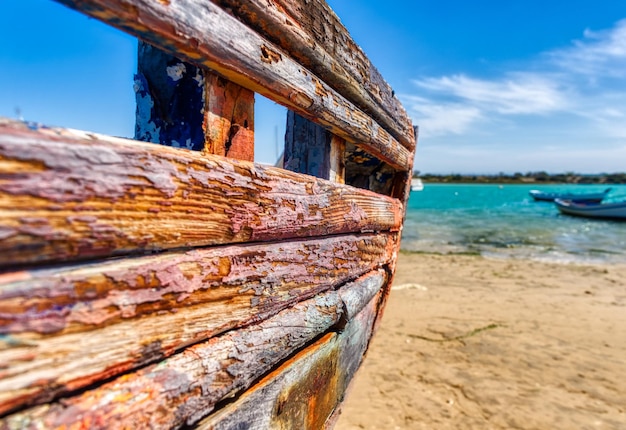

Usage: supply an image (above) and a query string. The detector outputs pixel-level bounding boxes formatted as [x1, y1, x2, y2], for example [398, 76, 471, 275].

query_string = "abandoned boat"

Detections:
[0, 0, 417, 428]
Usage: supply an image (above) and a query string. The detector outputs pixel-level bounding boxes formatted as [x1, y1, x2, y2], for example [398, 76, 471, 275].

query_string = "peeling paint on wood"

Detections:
[135, 41, 206, 150]
[210, 0, 415, 151]
[284, 111, 332, 179]
[283, 112, 346, 185]
[2, 0, 418, 427]
[54, 0, 414, 170]
[135, 43, 255, 161]
[195, 289, 382, 429]
[0, 234, 395, 335]
[0, 234, 396, 416]
[203, 72, 255, 161]
[1, 271, 386, 428]
[0, 119, 402, 266]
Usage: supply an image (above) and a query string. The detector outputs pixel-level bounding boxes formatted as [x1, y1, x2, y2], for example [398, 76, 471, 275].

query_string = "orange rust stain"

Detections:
[73, 276, 112, 299]
[271, 337, 341, 429]
[260, 45, 283, 64]
[312, 78, 329, 99]
[0, 157, 47, 173]
[217, 257, 232, 277]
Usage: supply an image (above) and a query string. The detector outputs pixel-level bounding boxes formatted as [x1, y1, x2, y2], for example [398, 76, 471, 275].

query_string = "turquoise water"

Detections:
[402, 184, 626, 263]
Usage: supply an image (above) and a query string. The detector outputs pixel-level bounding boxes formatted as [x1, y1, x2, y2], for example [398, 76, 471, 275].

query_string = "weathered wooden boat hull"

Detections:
[0, 0, 417, 428]
[555, 199, 626, 220]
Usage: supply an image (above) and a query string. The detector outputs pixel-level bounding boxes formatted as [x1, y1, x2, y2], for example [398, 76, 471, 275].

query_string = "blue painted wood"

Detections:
[134, 41, 205, 151]
[283, 111, 331, 179]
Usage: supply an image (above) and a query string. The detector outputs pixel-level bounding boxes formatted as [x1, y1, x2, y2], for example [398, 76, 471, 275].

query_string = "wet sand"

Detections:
[336, 253, 626, 429]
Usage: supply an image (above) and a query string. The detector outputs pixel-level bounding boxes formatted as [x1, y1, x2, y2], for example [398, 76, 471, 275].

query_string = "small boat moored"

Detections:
[529, 187, 611, 202]
[554, 198, 626, 220]
[411, 178, 424, 192]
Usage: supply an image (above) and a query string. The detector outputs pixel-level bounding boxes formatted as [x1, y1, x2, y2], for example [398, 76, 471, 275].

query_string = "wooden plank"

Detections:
[0, 234, 395, 336]
[0, 233, 396, 416]
[54, 0, 413, 171]
[195, 288, 382, 429]
[283, 111, 331, 179]
[329, 135, 346, 184]
[134, 41, 206, 151]
[210, 0, 415, 151]
[0, 119, 403, 266]
[282, 113, 344, 185]
[135, 42, 254, 160]
[1, 271, 386, 428]
[203, 72, 255, 161]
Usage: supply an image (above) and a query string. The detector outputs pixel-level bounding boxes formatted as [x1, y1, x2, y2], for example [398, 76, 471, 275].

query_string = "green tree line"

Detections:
[414, 171, 626, 184]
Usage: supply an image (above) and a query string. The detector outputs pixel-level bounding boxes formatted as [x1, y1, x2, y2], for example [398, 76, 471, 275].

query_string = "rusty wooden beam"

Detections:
[210, 0, 415, 151]
[1, 271, 386, 427]
[54, 0, 413, 171]
[195, 288, 382, 429]
[203, 72, 255, 161]
[329, 135, 346, 184]
[0, 233, 397, 415]
[0, 119, 403, 267]
[135, 42, 255, 160]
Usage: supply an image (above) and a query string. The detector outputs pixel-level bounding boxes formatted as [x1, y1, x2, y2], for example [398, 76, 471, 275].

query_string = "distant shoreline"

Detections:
[416, 172, 626, 184]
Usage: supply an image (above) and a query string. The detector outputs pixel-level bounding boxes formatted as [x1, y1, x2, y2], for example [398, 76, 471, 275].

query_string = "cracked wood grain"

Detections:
[0, 119, 403, 267]
[0, 233, 396, 416]
[54, 0, 413, 171]
[1, 271, 386, 428]
[203, 72, 255, 161]
[210, 0, 415, 151]
[196, 287, 382, 429]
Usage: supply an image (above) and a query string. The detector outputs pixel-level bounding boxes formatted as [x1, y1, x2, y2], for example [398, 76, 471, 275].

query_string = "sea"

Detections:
[402, 184, 626, 264]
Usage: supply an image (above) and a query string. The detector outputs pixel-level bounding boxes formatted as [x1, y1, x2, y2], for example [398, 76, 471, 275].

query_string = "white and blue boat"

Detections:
[411, 178, 424, 192]
[554, 198, 626, 220]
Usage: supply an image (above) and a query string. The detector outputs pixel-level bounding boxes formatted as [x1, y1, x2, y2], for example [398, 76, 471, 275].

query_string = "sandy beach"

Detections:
[335, 253, 626, 430]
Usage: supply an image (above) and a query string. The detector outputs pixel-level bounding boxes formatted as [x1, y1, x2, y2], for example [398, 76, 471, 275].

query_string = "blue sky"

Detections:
[2, 1, 626, 174]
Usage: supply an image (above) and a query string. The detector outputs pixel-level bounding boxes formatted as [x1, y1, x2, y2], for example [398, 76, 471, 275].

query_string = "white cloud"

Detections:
[549, 19, 626, 77]
[405, 18, 626, 171]
[401, 94, 483, 137]
[412, 73, 568, 115]
[566, 90, 626, 137]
